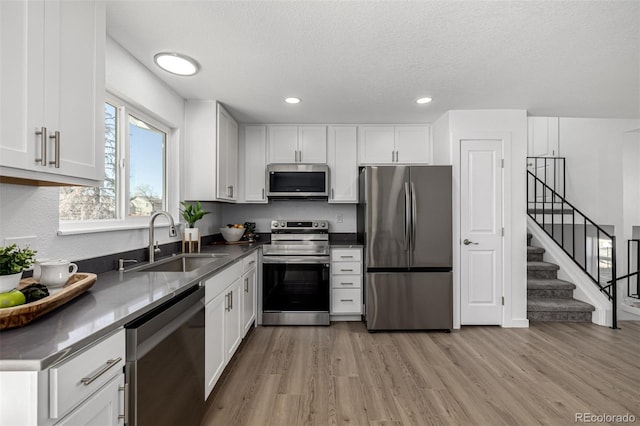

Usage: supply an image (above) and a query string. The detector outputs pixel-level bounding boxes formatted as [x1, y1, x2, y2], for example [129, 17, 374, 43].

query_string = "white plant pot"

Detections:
[0, 272, 23, 293]
[184, 227, 199, 241]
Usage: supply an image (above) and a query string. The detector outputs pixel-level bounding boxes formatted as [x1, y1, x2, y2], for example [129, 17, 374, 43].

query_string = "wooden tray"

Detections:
[0, 273, 97, 330]
[210, 240, 256, 245]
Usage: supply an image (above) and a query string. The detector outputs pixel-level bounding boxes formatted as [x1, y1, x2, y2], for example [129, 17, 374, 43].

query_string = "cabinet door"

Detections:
[268, 126, 298, 163]
[51, 0, 105, 181]
[242, 267, 256, 335]
[298, 126, 327, 164]
[0, 0, 43, 171]
[243, 125, 267, 202]
[358, 126, 395, 164]
[224, 278, 242, 362]
[55, 375, 124, 426]
[217, 106, 231, 200]
[395, 126, 430, 164]
[327, 126, 357, 203]
[226, 113, 238, 201]
[205, 291, 226, 399]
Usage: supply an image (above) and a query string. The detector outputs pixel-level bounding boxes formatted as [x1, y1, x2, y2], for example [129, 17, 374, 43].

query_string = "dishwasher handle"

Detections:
[127, 287, 204, 360]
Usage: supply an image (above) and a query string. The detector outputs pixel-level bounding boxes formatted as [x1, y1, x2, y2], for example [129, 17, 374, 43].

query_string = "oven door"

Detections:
[262, 256, 330, 325]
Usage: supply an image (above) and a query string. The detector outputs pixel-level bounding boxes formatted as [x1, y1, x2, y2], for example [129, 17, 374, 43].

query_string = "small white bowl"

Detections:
[220, 227, 244, 242]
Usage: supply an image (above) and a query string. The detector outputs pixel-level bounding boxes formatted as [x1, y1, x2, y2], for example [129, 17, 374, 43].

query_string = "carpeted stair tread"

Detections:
[527, 298, 595, 312]
[527, 246, 545, 254]
[527, 278, 576, 290]
[527, 261, 559, 271]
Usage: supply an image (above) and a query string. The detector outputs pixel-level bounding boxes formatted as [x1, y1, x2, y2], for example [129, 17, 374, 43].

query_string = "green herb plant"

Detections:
[0, 244, 36, 275]
[180, 201, 210, 228]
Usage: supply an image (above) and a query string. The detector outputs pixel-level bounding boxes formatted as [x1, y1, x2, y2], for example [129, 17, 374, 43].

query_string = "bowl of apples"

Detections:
[220, 224, 245, 242]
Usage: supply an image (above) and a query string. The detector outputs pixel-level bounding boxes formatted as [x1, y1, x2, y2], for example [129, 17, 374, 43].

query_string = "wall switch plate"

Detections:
[336, 214, 344, 223]
[4, 236, 38, 251]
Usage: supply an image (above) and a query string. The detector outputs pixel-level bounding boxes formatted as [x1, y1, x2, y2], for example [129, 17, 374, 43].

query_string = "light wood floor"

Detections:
[201, 321, 640, 426]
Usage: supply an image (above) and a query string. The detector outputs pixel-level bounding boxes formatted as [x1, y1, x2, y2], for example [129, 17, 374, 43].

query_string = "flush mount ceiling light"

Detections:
[154, 52, 200, 76]
[285, 97, 301, 104]
[416, 97, 433, 104]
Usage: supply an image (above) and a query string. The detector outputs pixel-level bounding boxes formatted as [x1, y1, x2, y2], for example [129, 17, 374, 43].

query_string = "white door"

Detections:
[460, 139, 503, 325]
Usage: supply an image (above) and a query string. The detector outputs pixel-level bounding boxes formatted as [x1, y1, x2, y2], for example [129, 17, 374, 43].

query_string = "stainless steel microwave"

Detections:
[266, 164, 329, 199]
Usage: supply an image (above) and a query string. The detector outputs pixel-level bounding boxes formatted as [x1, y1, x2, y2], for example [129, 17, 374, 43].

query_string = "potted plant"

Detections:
[180, 201, 209, 241]
[0, 244, 36, 292]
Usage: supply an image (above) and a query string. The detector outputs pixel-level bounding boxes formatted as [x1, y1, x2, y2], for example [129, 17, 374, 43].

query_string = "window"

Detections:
[60, 97, 169, 226]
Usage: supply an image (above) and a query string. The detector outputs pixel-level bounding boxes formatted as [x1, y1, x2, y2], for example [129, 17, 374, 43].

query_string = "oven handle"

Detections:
[263, 255, 330, 264]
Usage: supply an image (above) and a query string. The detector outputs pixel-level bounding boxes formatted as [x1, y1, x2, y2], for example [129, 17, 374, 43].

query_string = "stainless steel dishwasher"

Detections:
[125, 285, 205, 426]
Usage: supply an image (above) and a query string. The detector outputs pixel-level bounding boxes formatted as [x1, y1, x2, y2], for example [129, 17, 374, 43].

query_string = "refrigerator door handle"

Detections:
[410, 181, 417, 251]
[404, 182, 411, 250]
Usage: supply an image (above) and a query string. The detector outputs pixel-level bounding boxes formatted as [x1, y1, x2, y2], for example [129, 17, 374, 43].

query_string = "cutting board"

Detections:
[0, 273, 97, 330]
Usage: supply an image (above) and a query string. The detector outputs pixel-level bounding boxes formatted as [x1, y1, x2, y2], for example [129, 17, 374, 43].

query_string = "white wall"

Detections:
[447, 110, 529, 328]
[432, 111, 451, 164]
[220, 202, 356, 233]
[0, 37, 214, 261]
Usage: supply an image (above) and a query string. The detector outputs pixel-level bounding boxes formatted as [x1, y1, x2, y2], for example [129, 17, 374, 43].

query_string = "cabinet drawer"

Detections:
[332, 275, 361, 289]
[332, 262, 361, 275]
[331, 289, 362, 314]
[242, 251, 258, 273]
[49, 329, 125, 419]
[205, 260, 243, 304]
[331, 249, 361, 262]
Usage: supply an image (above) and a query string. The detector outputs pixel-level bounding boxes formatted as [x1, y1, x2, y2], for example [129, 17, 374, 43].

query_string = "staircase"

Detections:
[527, 232, 595, 322]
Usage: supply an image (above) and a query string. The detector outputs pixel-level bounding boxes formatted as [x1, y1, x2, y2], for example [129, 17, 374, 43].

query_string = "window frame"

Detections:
[58, 94, 176, 235]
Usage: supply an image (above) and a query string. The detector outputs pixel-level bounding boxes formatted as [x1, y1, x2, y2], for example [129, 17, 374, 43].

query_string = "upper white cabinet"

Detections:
[240, 125, 268, 203]
[184, 101, 238, 202]
[358, 125, 431, 164]
[327, 126, 358, 203]
[0, 0, 105, 186]
[268, 125, 327, 164]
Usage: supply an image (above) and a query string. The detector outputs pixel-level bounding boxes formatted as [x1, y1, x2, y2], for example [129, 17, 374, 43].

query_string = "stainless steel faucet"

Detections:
[149, 211, 177, 263]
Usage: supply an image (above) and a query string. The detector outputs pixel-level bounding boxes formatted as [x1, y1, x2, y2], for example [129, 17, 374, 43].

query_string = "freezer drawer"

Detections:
[365, 272, 452, 330]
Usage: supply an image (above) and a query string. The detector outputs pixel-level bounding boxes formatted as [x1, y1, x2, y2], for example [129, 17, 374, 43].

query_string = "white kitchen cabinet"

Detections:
[268, 125, 327, 164]
[0, 329, 125, 426]
[358, 125, 431, 165]
[184, 101, 238, 202]
[204, 259, 244, 399]
[240, 125, 268, 203]
[217, 105, 239, 201]
[241, 252, 258, 334]
[327, 126, 358, 203]
[55, 375, 124, 426]
[330, 248, 363, 320]
[0, 0, 105, 186]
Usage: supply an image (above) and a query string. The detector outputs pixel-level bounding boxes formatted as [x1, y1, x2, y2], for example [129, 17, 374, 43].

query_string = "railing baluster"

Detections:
[597, 228, 600, 285]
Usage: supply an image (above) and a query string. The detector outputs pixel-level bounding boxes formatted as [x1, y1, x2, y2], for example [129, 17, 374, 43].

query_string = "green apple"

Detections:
[0, 290, 26, 308]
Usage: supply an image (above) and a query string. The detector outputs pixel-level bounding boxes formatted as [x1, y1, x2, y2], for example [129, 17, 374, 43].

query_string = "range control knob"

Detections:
[279, 221, 285, 227]
[320, 222, 326, 228]
[273, 222, 279, 227]
[313, 222, 318, 227]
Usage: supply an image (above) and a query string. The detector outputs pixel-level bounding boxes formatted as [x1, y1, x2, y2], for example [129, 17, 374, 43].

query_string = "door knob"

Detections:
[463, 239, 478, 245]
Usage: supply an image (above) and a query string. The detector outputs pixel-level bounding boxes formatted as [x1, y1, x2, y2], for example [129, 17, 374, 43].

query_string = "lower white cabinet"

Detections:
[330, 248, 363, 320]
[0, 329, 125, 426]
[241, 252, 258, 334]
[223, 278, 242, 362]
[55, 375, 124, 426]
[204, 289, 226, 399]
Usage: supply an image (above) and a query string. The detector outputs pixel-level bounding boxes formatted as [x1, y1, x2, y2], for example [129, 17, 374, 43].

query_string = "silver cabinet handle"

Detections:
[396, 150, 399, 162]
[340, 255, 354, 259]
[463, 239, 478, 245]
[249, 260, 256, 266]
[35, 127, 47, 166]
[118, 383, 128, 423]
[262, 188, 265, 199]
[340, 282, 354, 286]
[49, 131, 60, 167]
[244, 277, 249, 292]
[80, 357, 122, 386]
[230, 185, 234, 198]
[225, 293, 230, 311]
[340, 299, 354, 302]
[331, 188, 335, 199]
[391, 150, 394, 162]
[340, 268, 354, 272]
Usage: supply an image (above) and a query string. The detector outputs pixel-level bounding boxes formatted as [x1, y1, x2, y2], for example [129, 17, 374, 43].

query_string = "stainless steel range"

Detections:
[261, 220, 330, 325]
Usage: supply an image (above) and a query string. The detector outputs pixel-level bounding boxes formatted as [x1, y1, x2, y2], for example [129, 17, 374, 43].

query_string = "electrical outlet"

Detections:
[4, 236, 38, 251]
[336, 214, 343, 223]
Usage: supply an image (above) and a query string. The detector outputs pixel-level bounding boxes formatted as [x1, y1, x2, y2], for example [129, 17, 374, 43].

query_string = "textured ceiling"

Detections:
[106, 1, 640, 124]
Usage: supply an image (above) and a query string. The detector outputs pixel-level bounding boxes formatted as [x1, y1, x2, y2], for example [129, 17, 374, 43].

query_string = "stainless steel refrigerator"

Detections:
[357, 166, 453, 331]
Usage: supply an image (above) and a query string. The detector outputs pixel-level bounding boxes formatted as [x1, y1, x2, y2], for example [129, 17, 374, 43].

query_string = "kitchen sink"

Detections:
[127, 253, 229, 273]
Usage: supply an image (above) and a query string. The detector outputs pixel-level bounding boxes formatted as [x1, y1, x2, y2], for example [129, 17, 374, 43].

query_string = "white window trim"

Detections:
[58, 93, 180, 235]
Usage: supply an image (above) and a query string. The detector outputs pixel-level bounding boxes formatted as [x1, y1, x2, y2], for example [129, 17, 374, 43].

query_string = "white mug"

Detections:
[39, 260, 78, 288]
[33, 258, 61, 281]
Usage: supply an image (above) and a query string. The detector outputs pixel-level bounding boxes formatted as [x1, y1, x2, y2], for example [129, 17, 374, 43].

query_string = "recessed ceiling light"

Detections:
[416, 97, 433, 104]
[285, 97, 301, 104]
[154, 52, 200, 76]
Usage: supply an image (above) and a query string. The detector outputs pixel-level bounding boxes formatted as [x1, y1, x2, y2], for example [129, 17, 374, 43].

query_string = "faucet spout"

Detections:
[149, 211, 177, 263]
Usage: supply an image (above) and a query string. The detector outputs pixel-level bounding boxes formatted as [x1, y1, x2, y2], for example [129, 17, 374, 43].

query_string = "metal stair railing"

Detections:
[627, 239, 639, 299]
[526, 158, 618, 328]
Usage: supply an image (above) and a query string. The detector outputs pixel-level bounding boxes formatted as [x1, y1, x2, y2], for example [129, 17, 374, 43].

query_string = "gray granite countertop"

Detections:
[0, 243, 262, 371]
